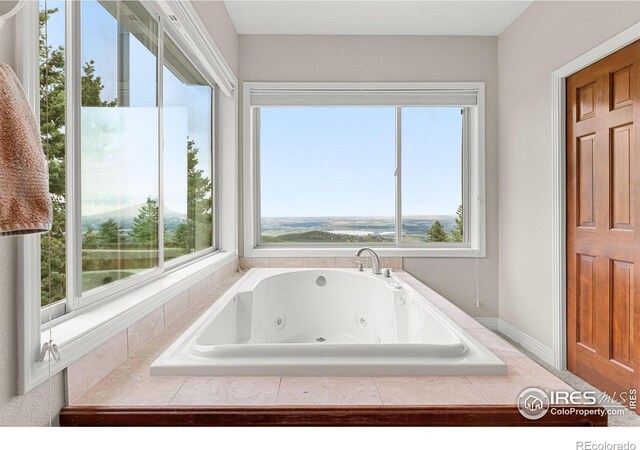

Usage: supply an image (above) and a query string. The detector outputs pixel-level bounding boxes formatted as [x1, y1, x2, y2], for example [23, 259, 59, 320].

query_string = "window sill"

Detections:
[246, 247, 485, 258]
[27, 251, 236, 392]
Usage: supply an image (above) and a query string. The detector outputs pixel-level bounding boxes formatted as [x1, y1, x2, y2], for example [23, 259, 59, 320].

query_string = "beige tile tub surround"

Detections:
[127, 308, 165, 356]
[466, 328, 524, 358]
[163, 290, 190, 327]
[66, 259, 241, 403]
[277, 377, 382, 405]
[239, 256, 403, 270]
[171, 377, 280, 406]
[67, 330, 128, 403]
[439, 306, 487, 329]
[466, 357, 573, 405]
[268, 257, 304, 268]
[72, 270, 576, 409]
[188, 277, 211, 307]
[74, 357, 187, 406]
[238, 257, 269, 269]
[375, 376, 487, 405]
[302, 257, 336, 268]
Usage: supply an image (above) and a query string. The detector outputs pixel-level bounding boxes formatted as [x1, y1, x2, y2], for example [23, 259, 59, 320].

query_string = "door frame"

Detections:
[552, 21, 640, 371]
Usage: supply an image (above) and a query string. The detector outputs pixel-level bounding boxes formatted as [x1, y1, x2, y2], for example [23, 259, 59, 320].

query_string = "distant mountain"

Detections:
[262, 230, 393, 243]
[82, 203, 187, 231]
[260, 215, 457, 239]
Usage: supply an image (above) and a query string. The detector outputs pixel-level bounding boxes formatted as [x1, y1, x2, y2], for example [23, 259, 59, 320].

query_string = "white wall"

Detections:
[239, 35, 499, 317]
[0, 15, 65, 426]
[191, 0, 240, 75]
[498, 1, 640, 348]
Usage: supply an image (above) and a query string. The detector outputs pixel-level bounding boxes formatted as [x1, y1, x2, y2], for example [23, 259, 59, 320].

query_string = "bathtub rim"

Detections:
[151, 268, 507, 377]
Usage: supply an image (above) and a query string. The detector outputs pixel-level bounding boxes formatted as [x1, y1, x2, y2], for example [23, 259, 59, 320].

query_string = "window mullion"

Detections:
[395, 106, 402, 247]
[254, 108, 262, 246]
[212, 86, 219, 250]
[157, 18, 165, 270]
[66, 0, 82, 311]
[462, 108, 470, 246]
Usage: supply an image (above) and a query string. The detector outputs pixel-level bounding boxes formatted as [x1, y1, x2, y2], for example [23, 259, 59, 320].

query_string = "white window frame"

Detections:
[242, 82, 486, 258]
[71, 2, 220, 311]
[17, 0, 239, 393]
[31, 0, 224, 315]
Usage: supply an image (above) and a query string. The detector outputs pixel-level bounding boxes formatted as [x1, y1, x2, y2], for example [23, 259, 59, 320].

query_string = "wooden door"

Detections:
[567, 41, 640, 409]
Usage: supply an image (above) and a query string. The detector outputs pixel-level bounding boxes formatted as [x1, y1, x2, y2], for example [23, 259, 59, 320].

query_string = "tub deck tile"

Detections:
[465, 357, 574, 405]
[74, 357, 186, 406]
[69, 270, 585, 417]
[440, 306, 487, 329]
[277, 377, 382, 405]
[171, 377, 281, 406]
[131, 328, 184, 359]
[465, 327, 525, 358]
[375, 376, 488, 405]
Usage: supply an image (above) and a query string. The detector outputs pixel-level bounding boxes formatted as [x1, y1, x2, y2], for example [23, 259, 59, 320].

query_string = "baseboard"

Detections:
[497, 319, 555, 366]
[475, 317, 499, 331]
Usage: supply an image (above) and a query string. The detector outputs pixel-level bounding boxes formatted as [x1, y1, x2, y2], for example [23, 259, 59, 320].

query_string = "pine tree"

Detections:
[426, 220, 449, 242]
[172, 222, 187, 248]
[81, 61, 117, 107]
[130, 197, 160, 246]
[182, 140, 213, 252]
[98, 219, 122, 246]
[39, 7, 117, 305]
[83, 225, 99, 248]
[449, 204, 464, 242]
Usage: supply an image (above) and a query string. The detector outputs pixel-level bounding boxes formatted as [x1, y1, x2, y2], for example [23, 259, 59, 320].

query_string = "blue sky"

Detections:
[260, 106, 462, 217]
[43, 1, 462, 219]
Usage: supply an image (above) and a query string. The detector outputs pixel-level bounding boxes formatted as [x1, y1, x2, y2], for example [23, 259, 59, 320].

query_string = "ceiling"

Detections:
[223, 1, 533, 36]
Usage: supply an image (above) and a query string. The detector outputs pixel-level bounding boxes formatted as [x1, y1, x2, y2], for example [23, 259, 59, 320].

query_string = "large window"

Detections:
[163, 35, 214, 263]
[38, 0, 217, 312]
[80, 0, 159, 293]
[401, 107, 464, 244]
[245, 83, 484, 256]
[260, 107, 396, 244]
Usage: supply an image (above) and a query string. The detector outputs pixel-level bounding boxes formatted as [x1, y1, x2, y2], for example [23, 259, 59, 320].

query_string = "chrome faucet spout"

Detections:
[355, 247, 382, 275]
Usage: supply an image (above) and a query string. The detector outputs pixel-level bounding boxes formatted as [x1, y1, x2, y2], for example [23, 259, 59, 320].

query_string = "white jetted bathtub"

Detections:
[151, 268, 507, 376]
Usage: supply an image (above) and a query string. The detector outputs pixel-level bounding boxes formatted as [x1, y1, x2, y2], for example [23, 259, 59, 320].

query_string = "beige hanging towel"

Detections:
[0, 63, 52, 236]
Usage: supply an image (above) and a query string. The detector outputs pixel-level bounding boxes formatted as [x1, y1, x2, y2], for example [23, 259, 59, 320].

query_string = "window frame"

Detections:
[34, 0, 221, 314]
[243, 82, 486, 258]
[18, 0, 238, 394]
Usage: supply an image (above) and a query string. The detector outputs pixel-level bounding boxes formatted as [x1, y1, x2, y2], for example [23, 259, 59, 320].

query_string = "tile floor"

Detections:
[72, 269, 637, 426]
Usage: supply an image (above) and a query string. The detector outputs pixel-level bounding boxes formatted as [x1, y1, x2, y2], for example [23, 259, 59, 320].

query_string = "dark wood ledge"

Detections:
[60, 404, 608, 427]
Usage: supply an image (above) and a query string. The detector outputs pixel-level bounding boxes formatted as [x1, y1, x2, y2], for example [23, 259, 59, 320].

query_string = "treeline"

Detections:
[262, 230, 394, 243]
[83, 198, 166, 249]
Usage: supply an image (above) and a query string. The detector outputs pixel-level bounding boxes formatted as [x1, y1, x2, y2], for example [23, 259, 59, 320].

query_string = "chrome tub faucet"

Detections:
[355, 247, 382, 274]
